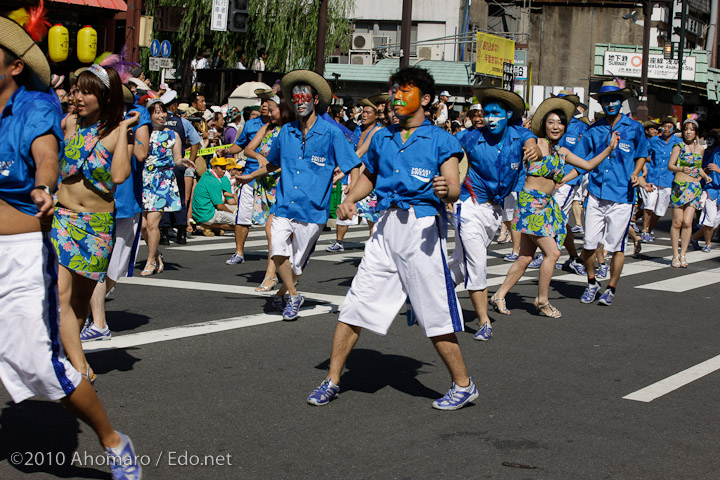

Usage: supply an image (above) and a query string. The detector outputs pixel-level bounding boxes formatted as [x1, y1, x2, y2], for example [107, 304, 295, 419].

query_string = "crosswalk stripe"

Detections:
[635, 266, 720, 292]
[84, 305, 335, 353]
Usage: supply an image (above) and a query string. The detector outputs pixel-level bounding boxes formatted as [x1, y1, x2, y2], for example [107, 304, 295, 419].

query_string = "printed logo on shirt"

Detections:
[511, 162, 520, 170]
[311, 155, 326, 167]
[619, 142, 632, 153]
[0, 160, 12, 176]
[566, 136, 577, 145]
[410, 167, 432, 183]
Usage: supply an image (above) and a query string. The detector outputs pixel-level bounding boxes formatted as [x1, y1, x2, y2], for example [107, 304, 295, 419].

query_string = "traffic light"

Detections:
[228, 0, 249, 33]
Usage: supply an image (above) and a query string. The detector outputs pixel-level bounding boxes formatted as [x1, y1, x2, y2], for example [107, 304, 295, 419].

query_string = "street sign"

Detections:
[160, 40, 171, 58]
[502, 62, 515, 91]
[150, 39, 160, 57]
[514, 65, 528, 81]
[149, 56, 174, 71]
[211, 0, 229, 32]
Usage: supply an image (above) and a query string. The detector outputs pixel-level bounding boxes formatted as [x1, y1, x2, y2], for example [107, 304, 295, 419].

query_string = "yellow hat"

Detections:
[211, 157, 231, 167]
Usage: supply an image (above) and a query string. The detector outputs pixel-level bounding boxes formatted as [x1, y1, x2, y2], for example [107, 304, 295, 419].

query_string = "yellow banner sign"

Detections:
[475, 33, 515, 77]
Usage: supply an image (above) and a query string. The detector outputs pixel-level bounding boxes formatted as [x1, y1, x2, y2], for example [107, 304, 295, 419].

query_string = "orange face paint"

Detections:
[392, 84, 422, 117]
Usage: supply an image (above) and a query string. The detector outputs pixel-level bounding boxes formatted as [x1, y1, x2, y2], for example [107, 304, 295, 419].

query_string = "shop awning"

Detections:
[49, 0, 127, 11]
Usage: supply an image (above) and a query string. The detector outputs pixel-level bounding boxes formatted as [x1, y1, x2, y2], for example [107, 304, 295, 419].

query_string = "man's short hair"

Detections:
[390, 67, 436, 111]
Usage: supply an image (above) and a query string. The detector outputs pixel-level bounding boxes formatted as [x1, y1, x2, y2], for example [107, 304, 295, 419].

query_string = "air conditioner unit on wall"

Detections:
[417, 45, 443, 61]
[350, 53, 373, 65]
[351, 33, 373, 51]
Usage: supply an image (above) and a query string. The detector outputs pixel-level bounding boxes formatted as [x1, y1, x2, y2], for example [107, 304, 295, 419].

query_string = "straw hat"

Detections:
[590, 80, 633, 100]
[0, 16, 51, 90]
[122, 85, 135, 105]
[531, 97, 577, 137]
[368, 93, 389, 105]
[254, 87, 274, 100]
[579, 117, 591, 126]
[659, 116, 677, 127]
[552, 89, 581, 106]
[358, 98, 378, 110]
[643, 120, 661, 130]
[473, 87, 525, 121]
[280, 69, 332, 105]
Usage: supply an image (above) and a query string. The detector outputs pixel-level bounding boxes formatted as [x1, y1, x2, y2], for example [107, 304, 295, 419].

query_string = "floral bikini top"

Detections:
[60, 122, 113, 194]
[676, 141, 702, 177]
[526, 143, 565, 183]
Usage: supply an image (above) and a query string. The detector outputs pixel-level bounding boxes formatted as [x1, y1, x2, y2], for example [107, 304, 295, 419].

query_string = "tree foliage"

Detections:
[143, 0, 355, 84]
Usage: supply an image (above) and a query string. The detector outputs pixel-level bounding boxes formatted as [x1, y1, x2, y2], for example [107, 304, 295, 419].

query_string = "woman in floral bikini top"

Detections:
[51, 65, 139, 384]
[490, 97, 618, 319]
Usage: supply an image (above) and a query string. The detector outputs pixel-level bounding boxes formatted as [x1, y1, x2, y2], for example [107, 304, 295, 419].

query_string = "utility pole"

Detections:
[400, 0, 412, 69]
[315, 0, 328, 75]
[637, 0, 651, 121]
[673, 0, 688, 105]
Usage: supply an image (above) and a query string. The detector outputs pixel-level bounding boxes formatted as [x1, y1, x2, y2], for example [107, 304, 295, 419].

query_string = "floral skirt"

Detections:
[51, 207, 115, 282]
[671, 180, 702, 209]
[511, 188, 566, 249]
[252, 173, 278, 226]
[357, 190, 380, 223]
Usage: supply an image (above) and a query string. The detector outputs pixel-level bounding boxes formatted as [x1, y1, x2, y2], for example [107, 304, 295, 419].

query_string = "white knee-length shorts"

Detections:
[339, 208, 464, 338]
[0, 232, 82, 403]
[448, 197, 503, 290]
[583, 194, 633, 253]
[271, 216, 323, 276]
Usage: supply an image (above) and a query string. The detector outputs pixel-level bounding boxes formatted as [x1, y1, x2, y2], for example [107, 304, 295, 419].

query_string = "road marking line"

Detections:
[623, 354, 720, 402]
[168, 230, 373, 252]
[635, 266, 720, 292]
[84, 305, 335, 353]
[118, 277, 346, 305]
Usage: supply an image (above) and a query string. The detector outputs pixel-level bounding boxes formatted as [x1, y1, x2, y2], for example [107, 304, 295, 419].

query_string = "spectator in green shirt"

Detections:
[192, 157, 235, 236]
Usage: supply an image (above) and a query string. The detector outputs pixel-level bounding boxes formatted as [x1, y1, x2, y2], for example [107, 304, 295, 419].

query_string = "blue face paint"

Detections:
[600, 95, 623, 116]
[482, 102, 510, 136]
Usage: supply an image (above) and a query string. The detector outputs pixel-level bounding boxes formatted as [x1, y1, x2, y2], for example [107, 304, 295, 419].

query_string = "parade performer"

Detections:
[307, 67, 478, 411]
[668, 118, 712, 267]
[575, 81, 649, 306]
[490, 97, 619, 317]
[84, 84, 151, 341]
[448, 87, 540, 341]
[52, 57, 139, 382]
[0, 9, 140, 478]
[641, 117, 682, 242]
[237, 70, 360, 321]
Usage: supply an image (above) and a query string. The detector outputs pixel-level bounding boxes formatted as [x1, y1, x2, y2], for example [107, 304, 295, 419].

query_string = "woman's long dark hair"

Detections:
[540, 109, 569, 139]
[76, 67, 124, 138]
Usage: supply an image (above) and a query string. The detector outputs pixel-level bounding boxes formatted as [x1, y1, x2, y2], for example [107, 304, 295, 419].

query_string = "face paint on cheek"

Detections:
[393, 85, 421, 117]
[601, 96, 622, 115]
[292, 85, 314, 118]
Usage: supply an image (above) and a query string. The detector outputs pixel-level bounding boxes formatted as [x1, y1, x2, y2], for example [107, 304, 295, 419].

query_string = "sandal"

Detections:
[533, 297, 562, 318]
[680, 255, 688, 268]
[82, 365, 97, 385]
[156, 253, 165, 273]
[490, 295, 511, 315]
[633, 238, 642, 258]
[140, 262, 157, 276]
[671, 256, 681, 268]
[255, 277, 278, 292]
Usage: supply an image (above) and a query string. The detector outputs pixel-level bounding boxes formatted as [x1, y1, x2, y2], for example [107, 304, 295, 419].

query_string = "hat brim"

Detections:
[590, 88, 633, 100]
[358, 98, 378, 110]
[531, 97, 577, 138]
[643, 121, 661, 129]
[122, 85, 135, 105]
[368, 93, 389, 105]
[280, 69, 332, 105]
[0, 17, 51, 90]
[552, 93, 580, 106]
[473, 87, 525, 121]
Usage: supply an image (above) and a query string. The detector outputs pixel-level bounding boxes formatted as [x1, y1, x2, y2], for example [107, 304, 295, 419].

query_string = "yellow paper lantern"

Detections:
[48, 24, 69, 62]
[77, 25, 97, 64]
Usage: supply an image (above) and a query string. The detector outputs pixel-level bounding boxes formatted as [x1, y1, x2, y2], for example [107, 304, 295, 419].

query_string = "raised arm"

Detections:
[561, 131, 619, 171]
[109, 111, 140, 185]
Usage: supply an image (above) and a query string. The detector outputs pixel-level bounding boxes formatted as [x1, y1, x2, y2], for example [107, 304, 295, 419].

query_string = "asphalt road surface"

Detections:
[2, 217, 719, 480]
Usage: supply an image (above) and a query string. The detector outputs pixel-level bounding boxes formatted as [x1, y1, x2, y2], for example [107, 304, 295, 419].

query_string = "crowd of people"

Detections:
[2, 5, 720, 479]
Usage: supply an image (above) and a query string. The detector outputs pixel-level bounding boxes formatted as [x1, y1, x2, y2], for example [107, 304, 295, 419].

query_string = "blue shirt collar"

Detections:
[288, 114, 328, 139]
[1, 86, 26, 118]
